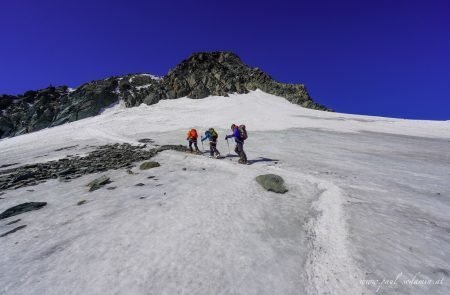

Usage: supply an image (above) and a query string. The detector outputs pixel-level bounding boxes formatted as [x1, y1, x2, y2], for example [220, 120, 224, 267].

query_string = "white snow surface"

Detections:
[0, 90, 449, 294]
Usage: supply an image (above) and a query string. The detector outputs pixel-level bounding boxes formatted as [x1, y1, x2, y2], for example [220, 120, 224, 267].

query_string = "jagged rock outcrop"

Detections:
[0, 51, 329, 139]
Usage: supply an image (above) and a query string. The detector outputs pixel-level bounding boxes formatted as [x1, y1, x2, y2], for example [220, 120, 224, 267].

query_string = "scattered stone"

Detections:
[436, 193, 441, 195]
[139, 161, 160, 170]
[0, 202, 47, 220]
[77, 200, 87, 206]
[106, 186, 117, 190]
[0, 225, 27, 238]
[126, 169, 134, 174]
[135, 183, 145, 186]
[27, 189, 35, 192]
[139, 197, 146, 199]
[202, 168, 206, 170]
[182, 168, 187, 171]
[255, 174, 288, 194]
[0, 144, 186, 191]
[6, 219, 21, 225]
[87, 175, 111, 192]
[57, 167, 74, 176]
[0, 192, 4, 196]
[147, 176, 155, 179]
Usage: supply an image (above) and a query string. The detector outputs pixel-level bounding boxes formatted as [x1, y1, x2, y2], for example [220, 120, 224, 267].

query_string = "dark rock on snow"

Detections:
[137, 138, 154, 143]
[0, 144, 187, 191]
[0, 225, 27, 238]
[139, 161, 160, 170]
[77, 200, 87, 206]
[6, 219, 21, 225]
[0, 202, 47, 220]
[255, 174, 288, 194]
[87, 176, 111, 192]
[0, 52, 329, 139]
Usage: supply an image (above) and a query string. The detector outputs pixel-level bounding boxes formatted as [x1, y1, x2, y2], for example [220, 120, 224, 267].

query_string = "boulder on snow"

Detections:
[0, 202, 47, 220]
[255, 174, 288, 194]
[139, 161, 160, 170]
[87, 175, 111, 192]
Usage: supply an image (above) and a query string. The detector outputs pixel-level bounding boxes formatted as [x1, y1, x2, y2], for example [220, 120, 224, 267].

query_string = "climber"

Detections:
[186, 128, 201, 153]
[225, 124, 248, 164]
[201, 128, 221, 158]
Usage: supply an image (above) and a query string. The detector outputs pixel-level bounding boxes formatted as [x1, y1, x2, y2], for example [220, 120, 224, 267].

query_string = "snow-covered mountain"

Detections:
[0, 52, 328, 139]
[1, 88, 449, 295]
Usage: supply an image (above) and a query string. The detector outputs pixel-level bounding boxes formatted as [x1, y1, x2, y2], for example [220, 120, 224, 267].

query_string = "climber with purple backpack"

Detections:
[225, 124, 248, 164]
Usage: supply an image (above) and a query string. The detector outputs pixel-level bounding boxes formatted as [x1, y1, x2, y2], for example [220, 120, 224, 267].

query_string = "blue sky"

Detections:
[1, 0, 449, 119]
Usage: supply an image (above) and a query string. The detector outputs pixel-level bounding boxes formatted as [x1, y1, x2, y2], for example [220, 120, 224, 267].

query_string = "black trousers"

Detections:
[235, 141, 247, 162]
[188, 139, 199, 152]
[209, 141, 220, 156]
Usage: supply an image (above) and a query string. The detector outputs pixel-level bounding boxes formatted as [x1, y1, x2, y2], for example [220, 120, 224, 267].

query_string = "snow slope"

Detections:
[1, 90, 449, 294]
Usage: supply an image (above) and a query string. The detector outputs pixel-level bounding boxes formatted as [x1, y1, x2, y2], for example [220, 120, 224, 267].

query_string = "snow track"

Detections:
[304, 181, 366, 295]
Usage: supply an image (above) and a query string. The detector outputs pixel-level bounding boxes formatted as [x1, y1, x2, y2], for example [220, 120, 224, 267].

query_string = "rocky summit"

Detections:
[0, 51, 329, 139]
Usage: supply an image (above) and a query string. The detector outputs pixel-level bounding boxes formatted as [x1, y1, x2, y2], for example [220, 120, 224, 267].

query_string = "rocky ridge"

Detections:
[0, 52, 329, 139]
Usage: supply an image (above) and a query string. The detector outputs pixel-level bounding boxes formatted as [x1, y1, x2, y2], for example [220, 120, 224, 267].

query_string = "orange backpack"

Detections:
[187, 129, 198, 139]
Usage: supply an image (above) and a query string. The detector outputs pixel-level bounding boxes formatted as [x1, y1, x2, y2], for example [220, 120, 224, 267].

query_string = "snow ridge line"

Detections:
[304, 181, 366, 295]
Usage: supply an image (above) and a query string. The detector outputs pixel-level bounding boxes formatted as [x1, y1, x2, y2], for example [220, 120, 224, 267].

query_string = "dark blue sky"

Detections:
[1, 0, 449, 120]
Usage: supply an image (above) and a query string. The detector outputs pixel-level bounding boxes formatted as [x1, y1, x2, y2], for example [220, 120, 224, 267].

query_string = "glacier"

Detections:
[0, 90, 449, 294]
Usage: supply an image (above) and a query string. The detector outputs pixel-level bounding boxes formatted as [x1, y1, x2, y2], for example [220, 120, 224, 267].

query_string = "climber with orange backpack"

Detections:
[186, 128, 201, 153]
[225, 124, 248, 164]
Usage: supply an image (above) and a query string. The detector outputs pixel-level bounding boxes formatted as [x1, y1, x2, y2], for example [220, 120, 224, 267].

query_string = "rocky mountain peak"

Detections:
[0, 52, 329, 139]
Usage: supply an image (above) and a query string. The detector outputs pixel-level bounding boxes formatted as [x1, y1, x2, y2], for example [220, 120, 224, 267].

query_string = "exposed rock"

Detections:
[1, 52, 329, 139]
[135, 183, 145, 186]
[77, 200, 87, 206]
[0, 144, 187, 191]
[139, 161, 160, 170]
[0, 225, 27, 238]
[87, 175, 111, 192]
[0, 202, 47, 220]
[0, 163, 19, 169]
[107, 186, 117, 190]
[137, 138, 154, 143]
[6, 219, 21, 225]
[255, 174, 288, 194]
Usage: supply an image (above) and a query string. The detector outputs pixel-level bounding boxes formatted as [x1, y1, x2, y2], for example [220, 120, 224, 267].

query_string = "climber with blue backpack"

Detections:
[225, 124, 248, 164]
[201, 128, 221, 158]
